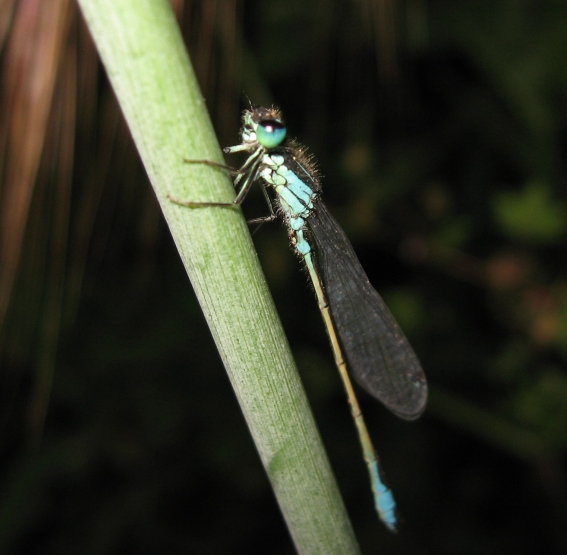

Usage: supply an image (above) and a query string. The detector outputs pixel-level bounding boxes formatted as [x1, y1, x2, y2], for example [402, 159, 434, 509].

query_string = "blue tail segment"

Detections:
[370, 461, 398, 532]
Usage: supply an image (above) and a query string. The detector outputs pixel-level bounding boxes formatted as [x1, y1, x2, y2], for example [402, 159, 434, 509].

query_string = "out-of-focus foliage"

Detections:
[1, 0, 567, 554]
[493, 179, 567, 242]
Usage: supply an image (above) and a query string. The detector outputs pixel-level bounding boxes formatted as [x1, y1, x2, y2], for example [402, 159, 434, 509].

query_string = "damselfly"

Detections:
[171, 107, 428, 531]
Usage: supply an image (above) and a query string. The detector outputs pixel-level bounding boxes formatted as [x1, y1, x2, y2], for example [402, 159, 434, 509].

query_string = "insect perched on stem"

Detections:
[170, 106, 428, 531]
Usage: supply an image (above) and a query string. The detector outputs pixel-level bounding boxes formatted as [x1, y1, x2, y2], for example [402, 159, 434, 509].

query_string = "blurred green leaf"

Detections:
[512, 368, 567, 447]
[492, 179, 567, 242]
[384, 288, 425, 334]
[435, 217, 473, 249]
[555, 291, 567, 355]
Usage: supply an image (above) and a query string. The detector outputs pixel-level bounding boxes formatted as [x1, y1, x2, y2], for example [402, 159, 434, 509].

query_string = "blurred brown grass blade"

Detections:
[181, 0, 241, 144]
[362, 0, 399, 82]
[25, 9, 77, 448]
[215, 0, 241, 138]
[372, 0, 398, 82]
[0, 0, 73, 337]
[0, 0, 243, 448]
[0, 1, 17, 53]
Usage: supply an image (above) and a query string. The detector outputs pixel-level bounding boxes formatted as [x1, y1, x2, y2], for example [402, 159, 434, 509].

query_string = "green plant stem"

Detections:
[76, 0, 361, 553]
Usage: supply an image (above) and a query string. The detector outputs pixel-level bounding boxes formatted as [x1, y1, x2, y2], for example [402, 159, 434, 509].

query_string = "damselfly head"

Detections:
[240, 107, 287, 150]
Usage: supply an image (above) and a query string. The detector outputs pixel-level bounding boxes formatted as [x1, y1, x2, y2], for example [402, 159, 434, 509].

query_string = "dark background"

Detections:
[1, 0, 567, 553]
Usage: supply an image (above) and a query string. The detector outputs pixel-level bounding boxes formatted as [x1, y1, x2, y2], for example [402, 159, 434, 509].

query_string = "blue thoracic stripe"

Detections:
[261, 154, 317, 220]
[262, 157, 316, 257]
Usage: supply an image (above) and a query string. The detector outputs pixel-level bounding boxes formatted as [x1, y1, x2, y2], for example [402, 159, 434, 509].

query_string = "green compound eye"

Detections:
[256, 119, 286, 148]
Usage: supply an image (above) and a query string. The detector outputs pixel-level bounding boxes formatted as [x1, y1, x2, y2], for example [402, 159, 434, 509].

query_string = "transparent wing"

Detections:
[308, 201, 427, 420]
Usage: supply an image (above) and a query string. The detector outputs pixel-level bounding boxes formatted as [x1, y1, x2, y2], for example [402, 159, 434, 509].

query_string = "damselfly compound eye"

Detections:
[256, 119, 286, 149]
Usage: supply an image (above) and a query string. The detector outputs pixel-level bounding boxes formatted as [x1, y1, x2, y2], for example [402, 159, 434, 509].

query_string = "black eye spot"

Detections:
[259, 119, 285, 133]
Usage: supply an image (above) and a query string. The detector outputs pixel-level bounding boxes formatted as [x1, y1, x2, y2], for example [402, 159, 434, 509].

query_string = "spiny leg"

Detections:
[169, 149, 264, 209]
